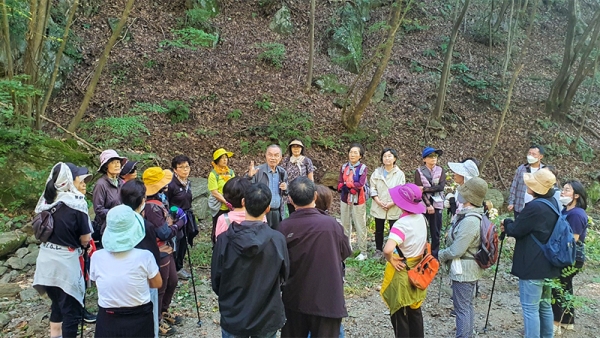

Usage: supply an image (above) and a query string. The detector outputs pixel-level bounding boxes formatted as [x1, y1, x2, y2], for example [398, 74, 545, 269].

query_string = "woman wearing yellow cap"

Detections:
[208, 148, 236, 243]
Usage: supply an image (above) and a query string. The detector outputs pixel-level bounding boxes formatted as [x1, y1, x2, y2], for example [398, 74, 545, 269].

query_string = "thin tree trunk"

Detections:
[576, 57, 598, 141]
[67, 0, 136, 133]
[489, 0, 494, 58]
[305, 0, 315, 92]
[501, 0, 514, 85]
[432, 0, 471, 121]
[38, 0, 79, 130]
[1, 0, 13, 79]
[493, 0, 511, 32]
[342, 0, 411, 131]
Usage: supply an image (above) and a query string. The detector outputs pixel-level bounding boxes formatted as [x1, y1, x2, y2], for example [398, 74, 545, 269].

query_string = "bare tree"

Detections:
[431, 0, 471, 121]
[67, 0, 136, 133]
[306, 0, 315, 92]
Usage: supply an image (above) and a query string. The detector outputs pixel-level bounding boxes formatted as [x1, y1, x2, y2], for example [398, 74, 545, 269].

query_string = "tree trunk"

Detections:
[1, 0, 13, 80]
[342, 0, 410, 131]
[576, 57, 598, 141]
[67, 0, 136, 133]
[305, 0, 315, 92]
[493, 0, 511, 32]
[432, 0, 470, 122]
[501, 0, 514, 85]
[37, 0, 79, 129]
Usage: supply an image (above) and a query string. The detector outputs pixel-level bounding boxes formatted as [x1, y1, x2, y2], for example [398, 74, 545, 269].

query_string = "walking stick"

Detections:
[81, 245, 90, 338]
[184, 229, 202, 327]
[483, 232, 506, 333]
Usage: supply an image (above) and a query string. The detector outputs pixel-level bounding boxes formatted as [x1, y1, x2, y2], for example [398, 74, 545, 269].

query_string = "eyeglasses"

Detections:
[427, 154, 438, 158]
[177, 166, 191, 170]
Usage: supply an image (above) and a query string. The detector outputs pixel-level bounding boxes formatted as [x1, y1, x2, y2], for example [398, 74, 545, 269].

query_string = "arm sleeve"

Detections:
[438, 220, 478, 263]
[505, 205, 537, 238]
[370, 171, 378, 197]
[145, 251, 160, 279]
[338, 165, 345, 186]
[77, 211, 92, 237]
[508, 166, 521, 205]
[568, 212, 588, 236]
[414, 169, 432, 207]
[280, 238, 290, 282]
[92, 183, 109, 221]
[399, 170, 406, 185]
[207, 172, 219, 191]
[339, 227, 353, 260]
[145, 205, 177, 240]
[306, 158, 315, 173]
[89, 254, 98, 281]
[388, 223, 406, 246]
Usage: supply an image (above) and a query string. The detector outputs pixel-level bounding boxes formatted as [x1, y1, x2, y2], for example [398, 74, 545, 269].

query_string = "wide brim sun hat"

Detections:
[422, 147, 443, 158]
[389, 183, 426, 214]
[448, 160, 480, 180]
[288, 139, 304, 148]
[213, 148, 234, 161]
[523, 169, 556, 195]
[457, 177, 488, 207]
[98, 149, 127, 172]
[102, 205, 146, 252]
[143, 167, 173, 196]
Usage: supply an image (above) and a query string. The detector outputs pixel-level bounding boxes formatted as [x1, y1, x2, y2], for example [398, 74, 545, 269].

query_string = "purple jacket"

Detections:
[92, 175, 122, 233]
[278, 208, 352, 318]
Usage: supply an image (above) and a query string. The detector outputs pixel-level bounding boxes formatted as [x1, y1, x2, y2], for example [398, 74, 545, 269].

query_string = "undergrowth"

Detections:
[257, 43, 286, 69]
[160, 28, 218, 50]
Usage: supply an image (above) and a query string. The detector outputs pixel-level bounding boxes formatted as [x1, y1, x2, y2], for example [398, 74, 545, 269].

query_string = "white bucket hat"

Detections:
[448, 160, 480, 181]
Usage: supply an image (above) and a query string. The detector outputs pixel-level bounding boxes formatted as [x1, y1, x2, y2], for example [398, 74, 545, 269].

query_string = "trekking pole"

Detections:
[81, 245, 90, 338]
[483, 232, 505, 333]
[184, 230, 202, 327]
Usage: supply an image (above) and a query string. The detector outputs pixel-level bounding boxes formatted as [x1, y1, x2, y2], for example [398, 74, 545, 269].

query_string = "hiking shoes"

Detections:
[83, 309, 97, 323]
[177, 269, 191, 280]
[356, 252, 368, 261]
[162, 311, 183, 325]
[159, 319, 177, 336]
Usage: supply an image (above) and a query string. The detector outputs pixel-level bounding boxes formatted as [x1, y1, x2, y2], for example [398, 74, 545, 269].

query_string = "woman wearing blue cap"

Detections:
[414, 147, 446, 258]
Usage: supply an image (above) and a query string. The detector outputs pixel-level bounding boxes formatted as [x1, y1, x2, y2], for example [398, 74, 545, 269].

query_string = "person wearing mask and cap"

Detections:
[500, 169, 561, 338]
[414, 147, 446, 258]
[119, 160, 139, 183]
[143, 167, 187, 336]
[507, 145, 546, 218]
[91, 204, 162, 337]
[281, 138, 315, 214]
[438, 177, 488, 338]
[92, 149, 127, 241]
[33, 162, 93, 338]
[208, 148, 235, 244]
[445, 159, 480, 222]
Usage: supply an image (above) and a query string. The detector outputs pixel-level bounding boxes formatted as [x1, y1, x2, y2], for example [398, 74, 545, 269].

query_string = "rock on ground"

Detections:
[0, 232, 27, 259]
[0, 283, 21, 298]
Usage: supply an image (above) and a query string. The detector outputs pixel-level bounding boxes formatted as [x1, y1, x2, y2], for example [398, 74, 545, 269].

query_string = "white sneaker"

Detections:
[553, 324, 562, 336]
[356, 253, 368, 261]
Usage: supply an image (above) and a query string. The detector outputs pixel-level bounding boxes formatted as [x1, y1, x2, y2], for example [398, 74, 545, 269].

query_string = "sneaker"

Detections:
[162, 311, 183, 326]
[373, 250, 384, 260]
[83, 309, 97, 323]
[356, 253, 368, 261]
[159, 319, 177, 336]
[560, 323, 574, 331]
[177, 269, 191, 280]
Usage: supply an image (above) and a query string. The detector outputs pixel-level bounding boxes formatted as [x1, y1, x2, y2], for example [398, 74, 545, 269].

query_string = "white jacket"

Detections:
[369, 166, 405, 220]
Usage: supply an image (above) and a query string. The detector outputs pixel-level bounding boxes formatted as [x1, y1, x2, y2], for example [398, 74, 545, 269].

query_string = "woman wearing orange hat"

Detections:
[143, 167, 187, 336]
[208, 148, 236, 244]
[281, 138, 315, 214]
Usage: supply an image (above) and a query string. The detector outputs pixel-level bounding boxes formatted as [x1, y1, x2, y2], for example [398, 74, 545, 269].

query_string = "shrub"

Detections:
[257, 43, 286, 69]
[164, 100, 191, 124]
[160, 28, 218, 50]
[255, 95, 272, 111]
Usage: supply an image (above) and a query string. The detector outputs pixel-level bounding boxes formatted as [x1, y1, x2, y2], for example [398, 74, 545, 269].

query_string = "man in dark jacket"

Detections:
[501, 169, 561, 338]
[247, 144, 288, 230]
[211, 183, 289, 338]
[279, 176, 352, 337]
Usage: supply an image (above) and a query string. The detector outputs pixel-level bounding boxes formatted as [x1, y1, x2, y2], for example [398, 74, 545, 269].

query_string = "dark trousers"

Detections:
[390, 306, 424, 338]
[266, 209, 281, 231]
[281, 307, 342, 338]
[95, 302, 153, 337]
[552, 261, 584, 324]
[514, 211, 520, 219]
[211, 210, 228, 244]
[46, 286, 83, 338]
[287, 203, 296, 215]
[374, 217, 394, 251]
[158, 254, 178, 316]
[425, 208, 442, 258]
[175, 235, 187, 271]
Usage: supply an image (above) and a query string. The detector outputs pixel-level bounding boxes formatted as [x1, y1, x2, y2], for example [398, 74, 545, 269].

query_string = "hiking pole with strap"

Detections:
[483, 231, 505, 333]
[81, 245, 90, 338]
[184, 230, 202, 327]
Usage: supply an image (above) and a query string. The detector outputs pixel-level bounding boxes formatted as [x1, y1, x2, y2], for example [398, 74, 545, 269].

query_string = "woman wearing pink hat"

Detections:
[92, 149, 127, 240]
[380, 183, 428, 338]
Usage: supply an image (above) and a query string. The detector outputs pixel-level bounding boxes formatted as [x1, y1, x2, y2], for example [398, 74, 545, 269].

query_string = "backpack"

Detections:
[342, 162, 370, 199]
[530, 198, 576, 268]
[32, 203, 64, 243]
[461, 213, 499, 269]
[397, 242, 439, 290]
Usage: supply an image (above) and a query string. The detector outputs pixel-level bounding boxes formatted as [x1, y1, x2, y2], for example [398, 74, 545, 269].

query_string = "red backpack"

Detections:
[463, 213, 499, 269]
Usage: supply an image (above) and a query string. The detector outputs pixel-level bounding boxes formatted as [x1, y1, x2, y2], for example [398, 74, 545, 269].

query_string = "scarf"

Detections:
[289, 155, 306, 172]
[211, 162, 232, 182]
[35, 162, 92, 231]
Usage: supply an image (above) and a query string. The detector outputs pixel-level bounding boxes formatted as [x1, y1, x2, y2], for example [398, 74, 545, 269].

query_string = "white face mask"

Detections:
[559, 196, 572, 206]
[137, 202, 146, 214]
[527, 155, 538, 164]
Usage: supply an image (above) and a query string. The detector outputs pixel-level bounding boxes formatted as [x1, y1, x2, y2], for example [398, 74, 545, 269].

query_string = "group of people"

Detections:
[30, 140, 589, 338]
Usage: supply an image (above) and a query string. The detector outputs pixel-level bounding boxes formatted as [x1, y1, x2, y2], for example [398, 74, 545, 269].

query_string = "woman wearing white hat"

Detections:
[91, 204, 162, 337]
[33, 162, 93, 338]
[208, 148, 236, 243]
[92, 149, 127, 239]
[281, 138, 315, 214]
[446, 159, 480, 222]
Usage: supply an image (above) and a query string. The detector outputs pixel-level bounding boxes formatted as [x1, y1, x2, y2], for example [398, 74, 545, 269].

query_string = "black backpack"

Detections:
[32, 203, 63, 243]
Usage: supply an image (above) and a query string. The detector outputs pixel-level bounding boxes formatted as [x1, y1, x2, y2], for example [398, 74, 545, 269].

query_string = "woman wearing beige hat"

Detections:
[92, 149, 127, 239]
[500, 169, 561, 338]
[281, 138, 315, 214]
[143, 167, 187, 336]
[208, 148, 236, 243]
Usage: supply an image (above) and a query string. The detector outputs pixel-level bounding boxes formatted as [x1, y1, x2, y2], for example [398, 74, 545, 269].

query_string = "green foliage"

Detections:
[255, 95, 272, 111]
[439, 36, 450, 54]
[0, 75, 42, 126]
[163, 100, 191, 124]
[368, 20, 390, 33]
[242, 108, 313, 154]
[342, 128, 377, 145]
[195, 127, 219, 137]
[584, 225, 600, 262]
[174, 131, 189, 139]
[227, 109, 242, 120]
[461, 74, 488, 89]
[257, 43, 286, 69]
[84, 116, 149, 147]
[422, 48, 437, 58]
[344, 257, 385, 293]
[410, 60, 424, 73]
[451, 62, 470, 74]
[130, 102, 168, 114]
[313, 74, 348, 94]
[402, 18, 429, 33]
[586, 182, 600, 207]
[185, 8, 215, 30]
[469, 17, 504, 47]
[536, 118, 558, 130]
[159, 28, 218, 50]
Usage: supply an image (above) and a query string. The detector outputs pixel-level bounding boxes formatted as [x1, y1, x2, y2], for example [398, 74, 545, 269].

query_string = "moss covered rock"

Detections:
[327, 1, 370, 74]
[269, 5, 294, 35]
[0, 231, 27, 259]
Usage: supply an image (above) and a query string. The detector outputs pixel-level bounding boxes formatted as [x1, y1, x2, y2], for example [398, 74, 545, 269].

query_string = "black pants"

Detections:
[552, 261, 584, 324]
[211, 210, 228, 244]
[266, 209, 281, 231]
[175, 235, 187, 271]
[425, 209, 442, 258]
[390, 306, 424, 338]
[281, 307, 342, 338]
[374, 217, 394, 251]
[95, 302, 153, 337]
[46, 286, 83, 338]
[287, 203, 296, 215]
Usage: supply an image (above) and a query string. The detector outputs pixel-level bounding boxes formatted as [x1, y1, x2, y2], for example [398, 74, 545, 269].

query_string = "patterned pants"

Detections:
[452, 280, 476, 338]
